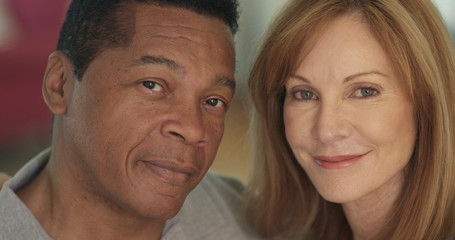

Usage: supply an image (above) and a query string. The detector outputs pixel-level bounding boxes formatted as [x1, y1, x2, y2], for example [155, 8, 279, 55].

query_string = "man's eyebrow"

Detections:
[216, 74, 236, 92]
[134, 55, 235, 91]
[134, 55, 183, 72]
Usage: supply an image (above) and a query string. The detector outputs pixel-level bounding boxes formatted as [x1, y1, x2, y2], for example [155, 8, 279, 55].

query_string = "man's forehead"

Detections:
[129, 3, 235, 52]
[133, 55, 235, 91]
[107, 3, 236, 90]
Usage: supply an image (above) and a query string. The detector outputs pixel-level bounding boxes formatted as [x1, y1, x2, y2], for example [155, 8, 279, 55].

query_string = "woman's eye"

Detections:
[142, 81, 163, 92]
[294, 90, 316, 100]
[354, 87, 377, 97]
[205, 98, 225, 108]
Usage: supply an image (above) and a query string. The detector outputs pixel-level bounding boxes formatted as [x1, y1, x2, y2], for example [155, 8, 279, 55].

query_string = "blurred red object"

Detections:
[0, 0, 70, 146]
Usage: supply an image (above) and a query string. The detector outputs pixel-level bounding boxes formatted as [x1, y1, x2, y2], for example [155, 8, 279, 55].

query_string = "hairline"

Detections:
[59, 0, 238, 81]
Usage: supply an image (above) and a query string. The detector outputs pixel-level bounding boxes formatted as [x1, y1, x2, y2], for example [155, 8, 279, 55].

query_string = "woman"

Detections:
[244, 0, 455, 239]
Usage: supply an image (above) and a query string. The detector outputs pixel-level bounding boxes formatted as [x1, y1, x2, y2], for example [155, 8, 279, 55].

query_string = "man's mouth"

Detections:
[141, 160, 198, 185]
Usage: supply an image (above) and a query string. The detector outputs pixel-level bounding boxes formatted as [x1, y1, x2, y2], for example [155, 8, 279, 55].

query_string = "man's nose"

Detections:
[160, 102, 206, 145]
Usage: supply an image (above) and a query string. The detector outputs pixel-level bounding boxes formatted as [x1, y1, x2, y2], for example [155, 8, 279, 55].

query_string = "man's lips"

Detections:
[141, 160, 198, 185]
[314, 151, 371, 170]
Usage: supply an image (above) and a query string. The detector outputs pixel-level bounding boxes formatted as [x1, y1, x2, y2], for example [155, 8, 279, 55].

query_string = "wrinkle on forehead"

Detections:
[132, 4, 233, 50]
[124, 3, 235, 83]
[136, 25, 233, 51]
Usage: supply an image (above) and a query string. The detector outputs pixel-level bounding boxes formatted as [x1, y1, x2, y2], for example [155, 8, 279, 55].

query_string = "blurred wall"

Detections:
[432, 0, 455, 40]
[0, 0, 70, 175]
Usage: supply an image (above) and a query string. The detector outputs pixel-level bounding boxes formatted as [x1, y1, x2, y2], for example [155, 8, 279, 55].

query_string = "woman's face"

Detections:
[283, 13, 417, 204]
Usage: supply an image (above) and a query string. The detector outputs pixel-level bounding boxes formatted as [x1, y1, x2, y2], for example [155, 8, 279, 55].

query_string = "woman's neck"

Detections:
[342, 171, 404, 240]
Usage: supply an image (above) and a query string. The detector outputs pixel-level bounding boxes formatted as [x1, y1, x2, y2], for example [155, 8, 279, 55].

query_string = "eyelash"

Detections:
[142, 81, 165, 93]
[204, 98, 227, 109]
[351, 86, 380, 98]
[290, 86, 380, 101]
[291, 89, 318, 101]
[142, 80, 228, 110]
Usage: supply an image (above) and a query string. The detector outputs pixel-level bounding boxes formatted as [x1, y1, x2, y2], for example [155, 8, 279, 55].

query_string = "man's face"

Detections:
[61, 4, 235, 220]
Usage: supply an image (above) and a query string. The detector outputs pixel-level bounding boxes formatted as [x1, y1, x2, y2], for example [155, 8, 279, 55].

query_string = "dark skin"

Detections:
[15, 3, 235, 240]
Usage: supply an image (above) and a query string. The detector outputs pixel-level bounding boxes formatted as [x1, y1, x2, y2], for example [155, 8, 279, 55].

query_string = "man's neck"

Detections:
[16, 161, 165, 240]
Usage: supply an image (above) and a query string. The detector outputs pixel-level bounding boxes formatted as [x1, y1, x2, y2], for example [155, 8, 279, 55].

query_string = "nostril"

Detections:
[170, 131, 185, 140]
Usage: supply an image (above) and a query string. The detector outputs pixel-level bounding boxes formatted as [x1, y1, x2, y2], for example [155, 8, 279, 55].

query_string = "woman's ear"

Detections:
[42, 51, 75, 116]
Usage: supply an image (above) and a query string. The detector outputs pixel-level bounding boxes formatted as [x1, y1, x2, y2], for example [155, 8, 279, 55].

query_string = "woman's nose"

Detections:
[312, 102, 352, 146]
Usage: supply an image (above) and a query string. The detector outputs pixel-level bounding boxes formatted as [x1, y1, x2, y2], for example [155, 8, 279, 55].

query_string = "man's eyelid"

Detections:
[203, 97, 230, 113]
[207, 96, 230, 109]
[153, 82, 164, 92]
[141, 78, 169, 92]
[212, 99, 227, 108]
[206, 86, 233, 107]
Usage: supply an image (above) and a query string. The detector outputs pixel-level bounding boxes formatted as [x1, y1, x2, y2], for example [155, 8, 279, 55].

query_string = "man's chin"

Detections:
[123, 170, 200, 219]
[125, 193, 187, 220]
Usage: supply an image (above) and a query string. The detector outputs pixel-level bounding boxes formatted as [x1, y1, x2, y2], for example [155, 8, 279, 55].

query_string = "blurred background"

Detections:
[0, 0, 454, 183]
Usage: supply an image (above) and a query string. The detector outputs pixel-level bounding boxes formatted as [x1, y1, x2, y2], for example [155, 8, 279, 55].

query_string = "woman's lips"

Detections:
[314, 151, 371, 170]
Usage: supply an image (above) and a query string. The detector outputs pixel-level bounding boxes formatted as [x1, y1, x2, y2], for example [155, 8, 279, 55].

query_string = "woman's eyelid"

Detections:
[348, 82, 382, 98]
[350, 80, 382, 90]
[290, 85, 319, 100]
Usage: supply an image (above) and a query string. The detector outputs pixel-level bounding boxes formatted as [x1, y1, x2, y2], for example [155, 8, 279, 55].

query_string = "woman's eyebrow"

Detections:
[344, 71, 388, 83]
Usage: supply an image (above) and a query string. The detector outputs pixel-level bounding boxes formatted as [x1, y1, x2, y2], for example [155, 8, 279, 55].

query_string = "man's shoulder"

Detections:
[0, 149, 52, 240]
[182, 170, 244, 217]
[0, 185, 51, 239]
[162, 171, 261, 239]
[199, 170, 244, 198]
[190, 170, 247, 218]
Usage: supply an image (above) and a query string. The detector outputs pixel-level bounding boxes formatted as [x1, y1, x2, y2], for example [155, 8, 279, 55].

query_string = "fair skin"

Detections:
[16, 3, 235, 240]
[283, 13, 416, 240]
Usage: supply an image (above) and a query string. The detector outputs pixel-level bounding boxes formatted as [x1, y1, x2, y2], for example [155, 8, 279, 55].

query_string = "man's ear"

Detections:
[42, 51, 75, 115]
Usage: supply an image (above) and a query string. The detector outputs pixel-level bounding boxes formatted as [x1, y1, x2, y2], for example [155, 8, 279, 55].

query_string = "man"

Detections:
[0, 0, 256, 239]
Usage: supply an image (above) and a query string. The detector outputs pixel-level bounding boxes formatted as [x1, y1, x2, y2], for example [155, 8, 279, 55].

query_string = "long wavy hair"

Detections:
[243, 0, 455, 239]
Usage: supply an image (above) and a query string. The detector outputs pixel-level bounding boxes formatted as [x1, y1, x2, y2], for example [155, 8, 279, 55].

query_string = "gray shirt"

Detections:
[0, 149, 258, 239]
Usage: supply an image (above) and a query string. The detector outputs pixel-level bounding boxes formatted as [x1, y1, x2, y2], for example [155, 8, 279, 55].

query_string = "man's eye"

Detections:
[142, 81, 163, 92]
[205, 98, 225, 108]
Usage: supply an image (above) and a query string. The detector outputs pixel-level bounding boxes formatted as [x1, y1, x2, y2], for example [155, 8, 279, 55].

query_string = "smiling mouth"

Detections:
[314, 151, 371, 170]
[141, 160, 197, 185]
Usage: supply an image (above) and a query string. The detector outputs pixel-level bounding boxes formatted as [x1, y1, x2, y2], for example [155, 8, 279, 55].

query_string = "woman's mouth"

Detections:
[314, 151, 371, 170]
